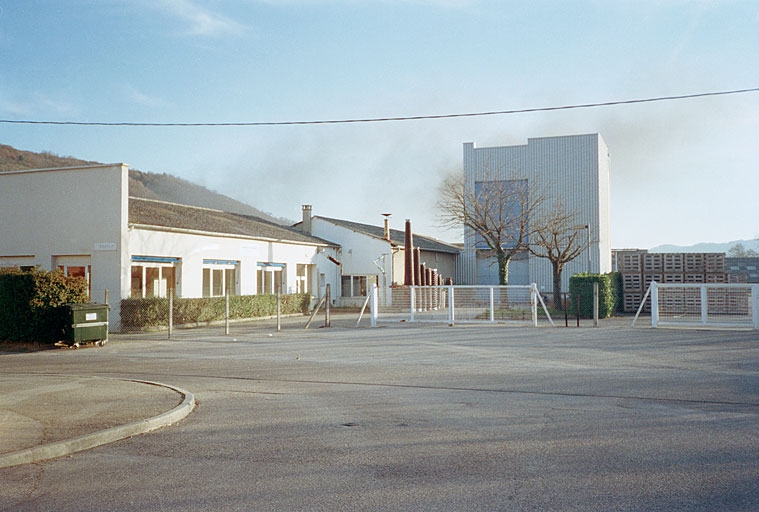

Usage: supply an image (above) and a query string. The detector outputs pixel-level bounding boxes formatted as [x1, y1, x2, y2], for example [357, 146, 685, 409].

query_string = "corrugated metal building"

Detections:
[459, 133, 612, 295]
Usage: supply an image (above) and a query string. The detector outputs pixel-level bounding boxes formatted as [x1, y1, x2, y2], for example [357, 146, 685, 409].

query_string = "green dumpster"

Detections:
[63, 303, 110, 346]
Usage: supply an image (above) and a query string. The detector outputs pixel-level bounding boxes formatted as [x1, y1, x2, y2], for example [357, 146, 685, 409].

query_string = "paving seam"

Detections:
[0, 378, 195, 469]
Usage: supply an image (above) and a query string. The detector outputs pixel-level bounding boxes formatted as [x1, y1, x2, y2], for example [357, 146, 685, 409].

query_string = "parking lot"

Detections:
[2, 316, 758, 511]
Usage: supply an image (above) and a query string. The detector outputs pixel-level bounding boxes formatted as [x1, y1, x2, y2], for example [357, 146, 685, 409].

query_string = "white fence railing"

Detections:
[367, 284, 553, 326]
[634, 282, 759, 329]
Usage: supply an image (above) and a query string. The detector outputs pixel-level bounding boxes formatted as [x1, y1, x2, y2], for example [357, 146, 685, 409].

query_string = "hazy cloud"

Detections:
[122, 85, 170, 109]
[153, 0, 248, 37]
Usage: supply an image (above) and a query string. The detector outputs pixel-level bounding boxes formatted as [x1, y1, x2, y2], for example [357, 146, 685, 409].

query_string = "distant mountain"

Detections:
[651, 239, 759, 254]
[0, 144, 289, 225]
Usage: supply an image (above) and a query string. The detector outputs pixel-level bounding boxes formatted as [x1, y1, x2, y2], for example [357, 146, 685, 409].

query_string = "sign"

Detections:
[94, 242, 117, 251]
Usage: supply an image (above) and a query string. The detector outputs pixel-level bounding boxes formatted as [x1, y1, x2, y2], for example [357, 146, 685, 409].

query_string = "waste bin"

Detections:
[63, 303, 110, 346]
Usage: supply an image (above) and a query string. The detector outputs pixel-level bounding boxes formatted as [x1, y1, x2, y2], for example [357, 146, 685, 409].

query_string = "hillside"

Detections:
[0, 144, 288, 224]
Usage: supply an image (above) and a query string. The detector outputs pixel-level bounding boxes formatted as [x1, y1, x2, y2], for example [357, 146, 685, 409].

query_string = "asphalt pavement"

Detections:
[1, 314, 757, 511]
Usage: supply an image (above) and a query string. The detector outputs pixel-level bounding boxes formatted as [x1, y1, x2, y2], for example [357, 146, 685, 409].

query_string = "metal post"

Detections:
[370, 283, 378, 327]
[752, 285, 759, 330]
[448, 285, 455, 326]
[225, 290, 230, 335]
[575, 294, 581, 327]
[530, 284, 538, 327]
[276, 292, 281, 332]
[410, 286, 416, 322]
[168, 291, 173, 340]
[593, 282, 599, 327]
[325, 283, 331, 327]
[489, 286, 495, 322]
[700, 285, 709, 325]
[651, 282, 659, 328]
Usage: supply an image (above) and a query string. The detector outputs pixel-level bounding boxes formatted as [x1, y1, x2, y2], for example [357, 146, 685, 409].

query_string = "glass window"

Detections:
[257, 266, 283, 294]
[203, 263, 238, 297]
[131, 263, 178, 298]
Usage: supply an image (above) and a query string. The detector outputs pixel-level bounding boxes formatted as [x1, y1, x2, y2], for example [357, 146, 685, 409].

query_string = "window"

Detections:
[130, 256, 180, 298]
[296, 264, 312, 294]
[202, 260, 238, 297]
[257, 262, 285, 294]
[54, 255, 92, 297]
[341, 275, 368, 297]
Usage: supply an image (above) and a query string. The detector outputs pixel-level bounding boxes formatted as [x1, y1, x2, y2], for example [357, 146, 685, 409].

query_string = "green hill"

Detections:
[0, 144, 289, 224]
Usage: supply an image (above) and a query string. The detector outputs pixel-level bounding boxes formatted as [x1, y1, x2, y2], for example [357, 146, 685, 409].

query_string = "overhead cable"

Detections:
[1, 87, 757, 128]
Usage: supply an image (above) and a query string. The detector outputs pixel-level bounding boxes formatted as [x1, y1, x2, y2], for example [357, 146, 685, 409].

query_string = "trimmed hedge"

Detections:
[0, 267, 89, 343]
[120, 293, 312, 331]
[568, 272, 620, 319]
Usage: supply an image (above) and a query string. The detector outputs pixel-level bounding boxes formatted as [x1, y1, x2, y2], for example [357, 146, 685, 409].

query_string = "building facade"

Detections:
[295, 206, 460, 307]
[0, 164, 339, 330]
[459, 134, 611, 295]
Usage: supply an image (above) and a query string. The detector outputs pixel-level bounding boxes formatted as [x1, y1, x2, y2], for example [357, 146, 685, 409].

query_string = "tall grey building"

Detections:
[458, 133, 611, 295]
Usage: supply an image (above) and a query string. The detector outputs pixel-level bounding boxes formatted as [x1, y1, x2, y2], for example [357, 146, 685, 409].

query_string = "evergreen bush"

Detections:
[568, 272, 620, 319]
[0, 267, 89, 343]
[120, 293, 312, 331]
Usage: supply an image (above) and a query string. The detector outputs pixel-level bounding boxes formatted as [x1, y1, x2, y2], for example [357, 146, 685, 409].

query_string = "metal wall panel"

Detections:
[462, 134, 611, 293]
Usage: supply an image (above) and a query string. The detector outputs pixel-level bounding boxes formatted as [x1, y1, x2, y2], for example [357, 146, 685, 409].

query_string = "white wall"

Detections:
[0, 164, 128, 328]
[128, 227, 337, 298]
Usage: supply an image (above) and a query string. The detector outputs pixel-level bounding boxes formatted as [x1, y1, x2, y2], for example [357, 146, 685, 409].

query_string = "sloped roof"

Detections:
[129, 197, 333, 246]
[312, 216, 460, 254]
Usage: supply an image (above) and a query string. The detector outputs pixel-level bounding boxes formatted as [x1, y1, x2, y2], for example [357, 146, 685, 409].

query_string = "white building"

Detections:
[0, 164, 339, 331]
[295, 206, 460, 307]
[460, 133, 611, 294]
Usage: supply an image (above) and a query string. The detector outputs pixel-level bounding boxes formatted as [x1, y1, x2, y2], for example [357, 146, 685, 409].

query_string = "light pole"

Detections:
[574, 224, 590, 274]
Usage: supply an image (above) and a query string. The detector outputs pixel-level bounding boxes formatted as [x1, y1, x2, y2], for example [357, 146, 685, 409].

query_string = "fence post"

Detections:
[325, 283, 331, 327]
[225, 291, 230, 335]
[593, 282, 599, 327]
[651, 282, 659, 327]
[410, 286, 416, 322]
[530, 284, 538, 327]
[700, 285, 708, 325]
[168, 291, 173, 339]
[370, 283, 378, 327]
[276, 292, 281, 332]
[753, 285, 759, 330]
[489, 287, 495, 323]
[448, 285, 455, 326]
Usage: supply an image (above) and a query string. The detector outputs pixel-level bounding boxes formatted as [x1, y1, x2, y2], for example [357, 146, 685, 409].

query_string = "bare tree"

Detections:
[528, 200, 589, 309]
[437, 169, 542, 285]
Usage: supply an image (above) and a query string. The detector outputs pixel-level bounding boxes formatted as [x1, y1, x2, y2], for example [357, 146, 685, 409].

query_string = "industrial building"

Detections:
[459, 134, 611, 296]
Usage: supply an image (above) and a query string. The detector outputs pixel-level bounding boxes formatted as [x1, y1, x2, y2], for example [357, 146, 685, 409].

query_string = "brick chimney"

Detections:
[302, 205, 312, 235]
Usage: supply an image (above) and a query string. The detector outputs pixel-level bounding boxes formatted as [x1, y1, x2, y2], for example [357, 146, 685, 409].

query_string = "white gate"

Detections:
[369, 284, 553, 326]
[634, 282, 759, 329]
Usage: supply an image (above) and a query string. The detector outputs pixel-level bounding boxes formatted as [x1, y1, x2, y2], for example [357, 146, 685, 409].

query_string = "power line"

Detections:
[1, 87, 757, 128]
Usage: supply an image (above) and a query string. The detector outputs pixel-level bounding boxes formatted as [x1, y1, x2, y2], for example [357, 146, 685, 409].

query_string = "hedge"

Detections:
[0, 267, 89, 343]
[120, 293, 312, 331]
[568, 272, 621, 319]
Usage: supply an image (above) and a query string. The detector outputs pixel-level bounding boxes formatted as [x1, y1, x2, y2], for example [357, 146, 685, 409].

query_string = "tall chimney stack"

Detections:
[404, 219, 414, 286]
[302, 205, 312, 235]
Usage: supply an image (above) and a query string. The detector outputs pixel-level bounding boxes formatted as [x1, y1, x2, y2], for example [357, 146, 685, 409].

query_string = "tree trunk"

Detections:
[496, 249, 512, 286]
[552, 261, 563, 310]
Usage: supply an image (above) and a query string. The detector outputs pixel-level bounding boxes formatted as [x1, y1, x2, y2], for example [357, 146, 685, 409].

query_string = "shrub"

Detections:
[0, 267, 89, 343]
[120, 293, 312, 331]
[568, 272, 620, 319]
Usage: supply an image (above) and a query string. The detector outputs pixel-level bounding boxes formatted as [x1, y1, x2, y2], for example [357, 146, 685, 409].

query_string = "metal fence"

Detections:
[370, 284, 553, 326]
[634, 282, 759, 329]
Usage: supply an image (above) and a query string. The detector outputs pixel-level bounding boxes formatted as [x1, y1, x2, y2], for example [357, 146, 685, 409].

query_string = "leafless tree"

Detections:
[437, 169, 542, 285]
[529, 200, 589, 309]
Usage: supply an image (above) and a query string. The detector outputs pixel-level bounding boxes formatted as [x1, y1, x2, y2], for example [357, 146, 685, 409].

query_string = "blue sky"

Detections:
[1, 0, 758, 249]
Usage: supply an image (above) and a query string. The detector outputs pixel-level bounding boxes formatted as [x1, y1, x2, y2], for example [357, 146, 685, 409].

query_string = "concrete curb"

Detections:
[0, 379, 195, 469]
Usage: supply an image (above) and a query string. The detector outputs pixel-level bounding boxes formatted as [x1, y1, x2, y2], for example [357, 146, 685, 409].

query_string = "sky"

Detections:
[1, 0, 758, 249]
